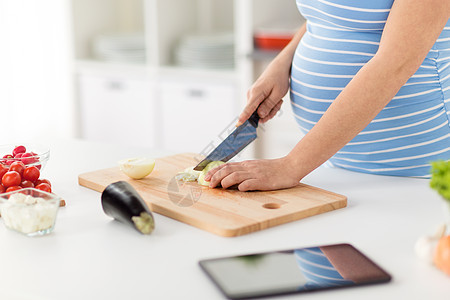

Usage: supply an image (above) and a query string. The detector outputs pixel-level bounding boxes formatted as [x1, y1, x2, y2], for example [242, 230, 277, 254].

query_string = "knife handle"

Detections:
[248, 110, 260, 128]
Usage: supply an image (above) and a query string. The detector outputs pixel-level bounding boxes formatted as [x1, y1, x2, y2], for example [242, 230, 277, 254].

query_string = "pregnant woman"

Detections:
[206, 0, 450, 190]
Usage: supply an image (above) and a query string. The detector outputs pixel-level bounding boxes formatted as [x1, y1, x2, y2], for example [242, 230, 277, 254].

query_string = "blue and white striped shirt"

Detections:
[291, 0, 450, 177]
[294, 248, 353, 288]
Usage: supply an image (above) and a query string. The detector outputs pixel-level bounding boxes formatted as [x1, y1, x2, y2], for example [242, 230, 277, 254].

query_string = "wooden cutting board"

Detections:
[78, 153, 347, 237]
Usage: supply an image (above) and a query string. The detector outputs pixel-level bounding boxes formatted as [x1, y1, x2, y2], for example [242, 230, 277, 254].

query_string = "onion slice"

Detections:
[118, 157, 155, 179]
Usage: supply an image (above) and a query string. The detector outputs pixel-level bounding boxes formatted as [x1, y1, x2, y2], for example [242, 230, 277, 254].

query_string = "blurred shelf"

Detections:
[75, 59, 149, 77]
[247, 49, 280, 61]
[71, 0, 303, 156]
[158, 65, 237, 81]
[74, 60, 238, 82]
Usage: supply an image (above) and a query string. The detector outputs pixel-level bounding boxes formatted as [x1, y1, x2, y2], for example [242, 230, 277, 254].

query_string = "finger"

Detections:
[260, 100, 283, 123]
[220, 171, 252, 189]
[208, 164, 241, 188]
[238, 179, 261, 192]
[257, 93, 281, 119]
[236, 88, 267, 126]
[204, 163, 228, 181]
[205, 162, 240, 180]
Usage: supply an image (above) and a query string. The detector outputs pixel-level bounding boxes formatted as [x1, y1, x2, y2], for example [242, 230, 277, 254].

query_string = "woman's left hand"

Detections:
[204, 157, 301, 191]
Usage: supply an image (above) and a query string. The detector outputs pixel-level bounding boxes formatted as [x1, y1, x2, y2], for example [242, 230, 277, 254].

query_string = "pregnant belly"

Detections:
[289, 26, 450, 178]
[290, 30, 442, 128]
[290, 31, 376, 125]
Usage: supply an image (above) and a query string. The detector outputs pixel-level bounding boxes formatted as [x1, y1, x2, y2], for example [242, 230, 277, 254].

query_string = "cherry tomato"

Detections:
[35, 179, 51, 187]
[20, 153, 33, 165]
[2, 171, 21, 188]
[14, 153, 24, 159]
[20, 180, 34, 188]
[0, 185, 5, 194]
[35, 183, 51, 193]
[12, 145, 26, 157]
[23, 166, 40, 183]
[21, 153, 39, 165]
[9, 161, 25, 177]
[6, 186, 22, 193]
[2, 155, 14, 165]
[0, 165, 8, 180]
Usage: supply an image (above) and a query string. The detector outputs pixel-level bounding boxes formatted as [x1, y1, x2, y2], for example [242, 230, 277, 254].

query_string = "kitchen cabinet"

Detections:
[160, 79, 236, 153]
[78, 74, 157, 148]
[72, 0, 304, 157]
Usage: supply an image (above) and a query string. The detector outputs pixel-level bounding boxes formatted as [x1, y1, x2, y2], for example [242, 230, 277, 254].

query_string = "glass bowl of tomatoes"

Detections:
[0, 144, 50, 170]
[0, 144, 52, 195]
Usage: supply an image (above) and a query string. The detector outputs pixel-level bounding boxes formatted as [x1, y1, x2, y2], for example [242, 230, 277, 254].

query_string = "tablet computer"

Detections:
[199, 243, 391, 299]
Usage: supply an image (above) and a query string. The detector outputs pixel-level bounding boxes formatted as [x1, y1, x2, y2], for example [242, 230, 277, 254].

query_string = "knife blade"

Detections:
[193, 111, 260, 171]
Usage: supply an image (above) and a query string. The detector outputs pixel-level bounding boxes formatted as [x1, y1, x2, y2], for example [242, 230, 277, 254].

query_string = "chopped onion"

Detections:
[176, 161, 225, 187]
[175, 167, 201, 182]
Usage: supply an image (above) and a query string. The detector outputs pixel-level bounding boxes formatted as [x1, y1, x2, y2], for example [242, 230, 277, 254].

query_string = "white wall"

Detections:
[0, 0, 74, 144]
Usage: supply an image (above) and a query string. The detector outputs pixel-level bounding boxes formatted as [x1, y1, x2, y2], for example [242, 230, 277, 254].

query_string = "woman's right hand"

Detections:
[236, 60, 291, 126]
[236, 24, 306, 126]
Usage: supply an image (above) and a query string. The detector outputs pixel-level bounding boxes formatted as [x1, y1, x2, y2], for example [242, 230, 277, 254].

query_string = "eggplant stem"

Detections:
[132, 212, 155, 234]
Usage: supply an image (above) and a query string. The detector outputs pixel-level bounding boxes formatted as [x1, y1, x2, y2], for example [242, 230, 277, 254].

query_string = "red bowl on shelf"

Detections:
[254, 31, 294, 51]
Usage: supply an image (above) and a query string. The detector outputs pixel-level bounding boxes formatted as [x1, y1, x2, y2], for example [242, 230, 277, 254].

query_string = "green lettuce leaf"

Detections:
[430, 160, 450, 202]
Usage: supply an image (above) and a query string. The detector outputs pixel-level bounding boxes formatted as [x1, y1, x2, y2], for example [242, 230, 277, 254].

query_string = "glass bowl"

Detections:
[0, 188, 60, 236]
[0, 143, 50, 170]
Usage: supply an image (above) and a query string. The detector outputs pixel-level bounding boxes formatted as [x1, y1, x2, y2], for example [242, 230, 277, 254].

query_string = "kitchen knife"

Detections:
[193, 111, 260, 171]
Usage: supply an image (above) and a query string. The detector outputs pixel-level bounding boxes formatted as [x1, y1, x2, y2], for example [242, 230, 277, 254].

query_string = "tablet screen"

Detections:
[199, 243, 391, 299]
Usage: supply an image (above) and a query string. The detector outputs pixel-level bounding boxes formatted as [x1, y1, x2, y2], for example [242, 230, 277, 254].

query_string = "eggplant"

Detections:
[101, 181, 155, 234]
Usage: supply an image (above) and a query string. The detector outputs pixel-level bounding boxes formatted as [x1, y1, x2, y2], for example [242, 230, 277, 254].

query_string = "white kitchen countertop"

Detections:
[0, 138, 448, 300]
